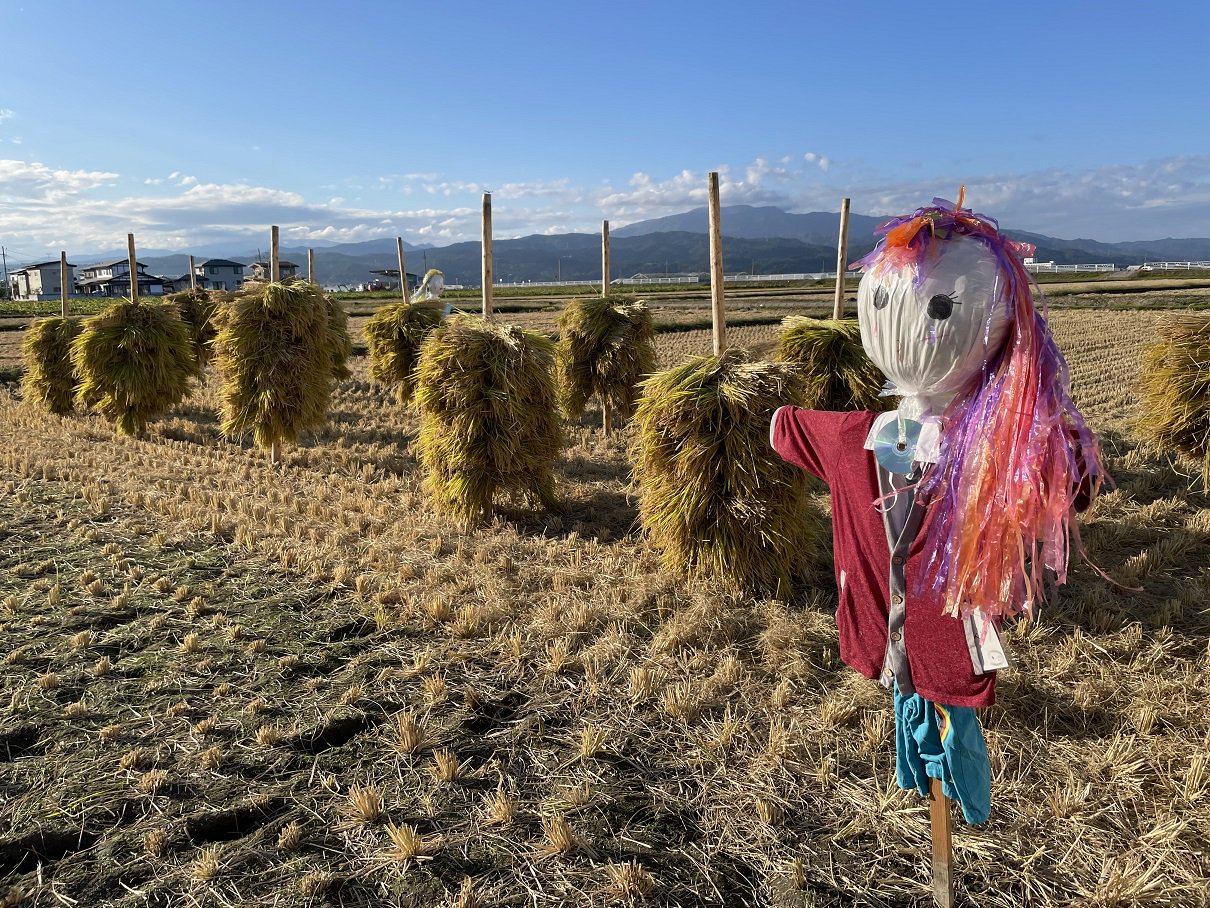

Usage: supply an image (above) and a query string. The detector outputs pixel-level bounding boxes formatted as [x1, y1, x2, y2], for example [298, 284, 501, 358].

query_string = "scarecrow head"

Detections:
[855, 195, 1026, 420]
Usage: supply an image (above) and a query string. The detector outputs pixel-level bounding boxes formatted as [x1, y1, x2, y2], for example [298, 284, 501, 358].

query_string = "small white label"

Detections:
[839, 569, 847, 590]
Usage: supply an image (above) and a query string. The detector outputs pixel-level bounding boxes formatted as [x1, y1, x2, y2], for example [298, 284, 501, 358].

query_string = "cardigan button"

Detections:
[891, 594, 904, 606]
[890, 631, 902, 642]
[892, 555, 905, 566]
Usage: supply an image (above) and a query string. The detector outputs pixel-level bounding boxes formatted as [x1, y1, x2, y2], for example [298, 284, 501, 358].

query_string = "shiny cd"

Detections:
[873, 417, 923, 475]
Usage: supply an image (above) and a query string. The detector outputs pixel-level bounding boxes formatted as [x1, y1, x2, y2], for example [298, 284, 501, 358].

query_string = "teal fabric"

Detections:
[894, 683, 991, 824]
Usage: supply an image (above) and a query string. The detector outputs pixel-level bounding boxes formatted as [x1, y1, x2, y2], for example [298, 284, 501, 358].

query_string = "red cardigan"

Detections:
[771, 407, 996, 707]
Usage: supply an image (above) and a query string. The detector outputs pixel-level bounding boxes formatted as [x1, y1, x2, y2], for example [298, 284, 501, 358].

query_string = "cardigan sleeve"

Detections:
[770, 406, 852, 483]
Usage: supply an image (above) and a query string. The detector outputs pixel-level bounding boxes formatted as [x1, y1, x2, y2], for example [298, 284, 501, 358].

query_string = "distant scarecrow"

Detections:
[770, 193, 1105, 822]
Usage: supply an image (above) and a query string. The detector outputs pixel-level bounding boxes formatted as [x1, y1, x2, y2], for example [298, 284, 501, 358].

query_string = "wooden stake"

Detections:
[270, 226, 280, 282]
[481, 193, 493, 321]
[270, 441, 281, 465]
[188, 254, 197, 291]
[601, 219, 610, 298]
[396, 237, 410, 303]
[832, 197, 851, 320]
[59, 251, 68, 318]
[308, 248, 316, 284]
[602, 397, 612, 440]
[128, 234, 139, 303]
[707, 172, 726, 355]
[929, 778, 955, 907]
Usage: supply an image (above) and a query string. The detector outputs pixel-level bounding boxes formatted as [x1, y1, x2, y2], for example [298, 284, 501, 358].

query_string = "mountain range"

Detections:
[18, 206, 1210, 287]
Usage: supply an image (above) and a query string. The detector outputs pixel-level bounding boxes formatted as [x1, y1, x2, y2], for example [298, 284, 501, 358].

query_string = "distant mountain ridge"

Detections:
[18, 206, 1209, 287]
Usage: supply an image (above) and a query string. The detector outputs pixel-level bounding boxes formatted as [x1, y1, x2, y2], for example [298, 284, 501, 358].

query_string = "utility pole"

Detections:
[1, 246, 7, 297]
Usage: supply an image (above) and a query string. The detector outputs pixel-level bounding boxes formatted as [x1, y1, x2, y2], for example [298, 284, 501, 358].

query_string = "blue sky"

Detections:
[1, 0, 1207, 257]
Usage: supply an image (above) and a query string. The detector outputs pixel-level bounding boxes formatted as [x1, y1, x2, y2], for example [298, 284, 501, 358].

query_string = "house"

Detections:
[7, 261, 76, 301]
[367, 269, 419, 292]
[76, 260, 167, 297]
[195, 259, 245, 291]
[246, 260, 299, 282]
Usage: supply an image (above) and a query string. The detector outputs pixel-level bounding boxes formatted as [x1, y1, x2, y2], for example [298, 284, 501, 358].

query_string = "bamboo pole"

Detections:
[269, 225, 281, 464]
[188, 255, 197, 291]
[481, 193, 493, 321]
[396, 237, 410, 303]
[832, 197, 851, 319]
[929, 778, 955, 907]
[128, 234, 139, 304]
[707, 172, 726, 356]
[59, 252, 68, 318]
[308, 248, 316, 285]
[601, 219, 610, 298]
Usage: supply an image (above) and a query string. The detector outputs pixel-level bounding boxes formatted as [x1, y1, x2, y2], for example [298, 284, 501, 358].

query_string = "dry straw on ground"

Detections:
[414, 315, 562, 522]
[71, 299, 197, 435]
[213, 279, 347, 450]
[1136, 313, 1210, 483]
[20, 316, 82, 414]
[632, 347, 824, 594]
[555, 295, 655, 423]
[775, 316, 890, 411]
[364, 301, 445, 404]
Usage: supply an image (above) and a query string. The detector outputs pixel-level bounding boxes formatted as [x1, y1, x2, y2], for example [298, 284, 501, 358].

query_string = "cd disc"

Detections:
[873, 417, 923, 475]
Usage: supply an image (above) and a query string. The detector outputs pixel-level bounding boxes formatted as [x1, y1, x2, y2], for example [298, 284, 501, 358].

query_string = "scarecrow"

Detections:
[770, 193, 1105, 823]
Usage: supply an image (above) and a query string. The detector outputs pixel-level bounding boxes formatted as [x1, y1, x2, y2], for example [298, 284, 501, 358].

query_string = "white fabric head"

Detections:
[857, 234, 1013, 420]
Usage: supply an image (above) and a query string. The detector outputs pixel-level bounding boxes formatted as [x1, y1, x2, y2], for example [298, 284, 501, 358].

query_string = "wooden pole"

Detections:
[269, 225, 281, 465]
[396, 237, 410, 303]
[59, 251, 68, 318]
[127, 234, 139, 304]
[601, 219, 610, 298]
[481, 193, 493, 321]
[308, 248, 316, 285]
[929, 777, 955, 907]
[707, 172, 726, 356]
[832, 197, 851, 320]
[188, 255, 197, 292]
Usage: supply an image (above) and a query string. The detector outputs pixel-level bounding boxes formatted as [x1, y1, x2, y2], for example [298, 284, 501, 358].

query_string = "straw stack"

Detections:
[775, 316, 890, 411]
[555, 295, 655, 422]
[632, 348, 824, 594]
[1136, 314, 1210, 483]
[166, 288, 219, 369]
[364, 301, 446, 404]
[414, 315, 562, 523]
[21, 316, 83, 414]
[213, 279, 345, 450]
[71, 300, 197, 435]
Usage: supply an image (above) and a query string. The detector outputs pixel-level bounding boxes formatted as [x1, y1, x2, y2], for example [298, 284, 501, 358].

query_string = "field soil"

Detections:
[2, 298, 1209, 907]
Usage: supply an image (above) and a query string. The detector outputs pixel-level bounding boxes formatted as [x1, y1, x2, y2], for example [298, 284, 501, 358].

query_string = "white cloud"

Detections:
[178, 174, 198, 186]
[0, 109, 14, 123]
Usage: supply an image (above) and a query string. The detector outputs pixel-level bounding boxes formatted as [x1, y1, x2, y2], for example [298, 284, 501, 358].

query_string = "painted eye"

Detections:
[872, 286, 890, 310]
[927, 293, 959, 320]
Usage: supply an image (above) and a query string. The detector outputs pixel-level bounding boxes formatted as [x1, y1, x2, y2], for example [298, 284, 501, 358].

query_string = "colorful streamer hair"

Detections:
[854, 196, 1107, 619]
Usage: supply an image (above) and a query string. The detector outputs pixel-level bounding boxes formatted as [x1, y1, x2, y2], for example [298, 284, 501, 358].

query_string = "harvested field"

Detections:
[1, 302, 1209, 906]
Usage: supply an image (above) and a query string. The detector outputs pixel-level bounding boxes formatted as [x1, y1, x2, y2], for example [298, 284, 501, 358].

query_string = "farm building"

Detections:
[368, 269, 419, 292]
[195, 258, 246, 290]
[6, 260, 76, 301]
[76, 260, 167, 297]
[247, 260, 299, 281]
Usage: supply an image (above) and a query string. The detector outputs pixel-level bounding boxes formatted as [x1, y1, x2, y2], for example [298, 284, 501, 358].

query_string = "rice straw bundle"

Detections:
[1136, 314, 1210, 483]
[555, 295, 655, 423]
[21, 316, 83, 415]
[166, 288, 219, 369]
[414, 315, 562, 523]
[71, 300, 197, 435]
[632, 348, 824, 595]
[775, 316, 891, 411]
[364, 301, 445, 404]
[213, 279, 342, 450]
